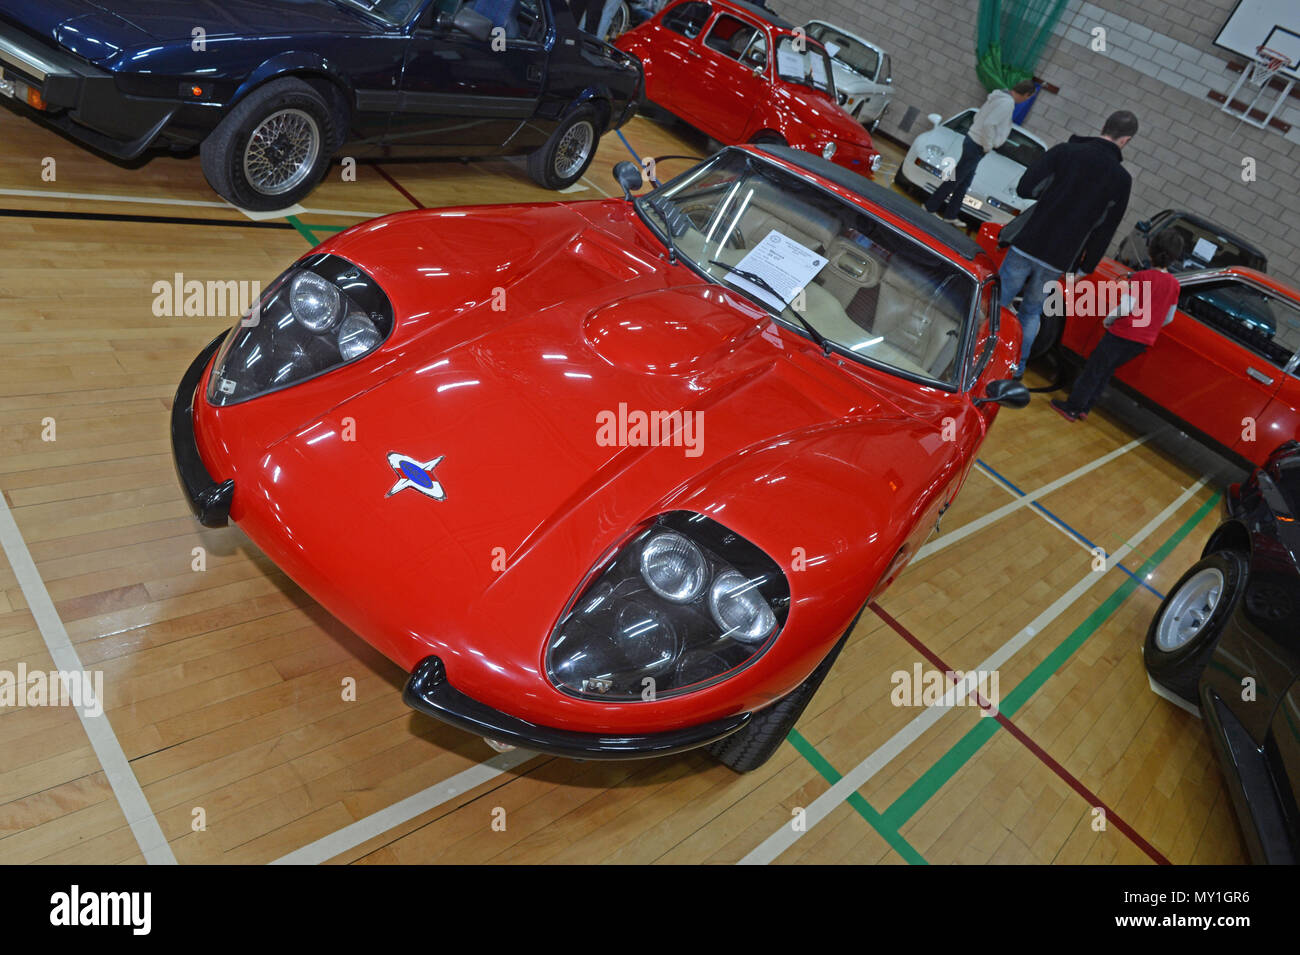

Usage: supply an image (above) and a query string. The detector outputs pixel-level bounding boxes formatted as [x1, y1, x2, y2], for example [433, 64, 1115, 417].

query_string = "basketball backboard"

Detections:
[1215, 0, 1300, 82]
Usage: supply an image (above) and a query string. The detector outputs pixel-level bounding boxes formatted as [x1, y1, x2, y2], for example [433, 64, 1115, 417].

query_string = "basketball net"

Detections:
[1219, 45, 1295, 131]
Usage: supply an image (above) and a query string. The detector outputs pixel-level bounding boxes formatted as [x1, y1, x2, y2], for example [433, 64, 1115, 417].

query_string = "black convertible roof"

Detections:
[728, 1, 796, 30]
[753, 144, 984, 262]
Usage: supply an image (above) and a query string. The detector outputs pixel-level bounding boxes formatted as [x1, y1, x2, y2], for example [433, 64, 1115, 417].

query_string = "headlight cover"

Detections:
[822, 141, 838, 160]
[206, 253, 394, 405]
[923, 144, 943, 162]
[547, 512, 791, 702]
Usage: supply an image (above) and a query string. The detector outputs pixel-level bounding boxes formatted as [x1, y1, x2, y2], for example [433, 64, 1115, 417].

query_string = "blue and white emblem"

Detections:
[385, 451, 446, 501]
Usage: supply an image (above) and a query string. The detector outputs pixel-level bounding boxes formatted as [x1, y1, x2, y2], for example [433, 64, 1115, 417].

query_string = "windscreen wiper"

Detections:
[709, 260, 832, 356]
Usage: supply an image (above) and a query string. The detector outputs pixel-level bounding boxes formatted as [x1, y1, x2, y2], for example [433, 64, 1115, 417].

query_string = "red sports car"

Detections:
[978, 223, 1300, 468]
[615, 0, 882, 177]
[172, 146, 1025, 772]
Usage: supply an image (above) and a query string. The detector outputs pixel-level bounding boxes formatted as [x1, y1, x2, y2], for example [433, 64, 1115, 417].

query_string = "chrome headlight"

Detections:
[923, 144, 943, 162]
[822, 141, 838, 160]
[206, 254, 393, 405]
[547, 512, 790, 701]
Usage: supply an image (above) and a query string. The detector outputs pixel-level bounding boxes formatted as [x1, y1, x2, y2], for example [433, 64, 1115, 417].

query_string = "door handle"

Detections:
[688, 49, 701, 57]
[1247, 366, 1275, 386]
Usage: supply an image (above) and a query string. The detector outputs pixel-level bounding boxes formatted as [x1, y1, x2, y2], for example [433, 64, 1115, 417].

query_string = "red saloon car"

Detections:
[978, 224, 1300, 468]
[615, 0, 882, 177]
[172, 146, 1025, 773]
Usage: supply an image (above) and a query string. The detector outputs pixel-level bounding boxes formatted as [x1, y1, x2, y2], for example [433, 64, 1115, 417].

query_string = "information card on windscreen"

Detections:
[728, 230, 829, 312]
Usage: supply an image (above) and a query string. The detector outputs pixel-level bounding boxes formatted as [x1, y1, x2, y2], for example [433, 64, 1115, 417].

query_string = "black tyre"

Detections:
[527, 104, 600, 190]
[1143, 550, 1247, 703]
[708, 633, 849, 773]
[1029, 310, 1063, 361]
[750, 131, 787, 147]
[200, 78, 336, 211]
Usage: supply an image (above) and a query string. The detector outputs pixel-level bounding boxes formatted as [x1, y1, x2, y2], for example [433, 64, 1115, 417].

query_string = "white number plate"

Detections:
[962, 195, 983, 210]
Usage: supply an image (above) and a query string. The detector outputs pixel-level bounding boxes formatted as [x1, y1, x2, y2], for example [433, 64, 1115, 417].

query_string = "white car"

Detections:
[896, 109, 1048, 226]
[804, 20, 892, 128]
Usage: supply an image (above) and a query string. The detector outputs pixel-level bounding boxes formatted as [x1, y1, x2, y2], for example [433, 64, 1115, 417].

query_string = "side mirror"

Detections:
[1135, 220, 1152, 233]
[927, 112, 942, 129]
[613, 160, 643, 199]
[974, 378, 1030, 408]
[438, 7, 494, 43]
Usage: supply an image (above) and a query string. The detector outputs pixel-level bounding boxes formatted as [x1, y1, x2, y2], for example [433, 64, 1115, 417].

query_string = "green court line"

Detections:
[787, 728, 928, 864]
[285, 214, 318, 245]
[285, 216, 352, 245]
[878, 489, 1221, 831]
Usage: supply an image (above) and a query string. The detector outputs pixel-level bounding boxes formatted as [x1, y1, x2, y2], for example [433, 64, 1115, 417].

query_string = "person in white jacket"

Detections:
[924, 80, 1036, 224]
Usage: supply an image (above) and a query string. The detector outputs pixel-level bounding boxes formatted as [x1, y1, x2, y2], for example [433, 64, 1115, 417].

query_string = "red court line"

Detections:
[870, 602, 1171, 865]
[372, 164, 424, 209]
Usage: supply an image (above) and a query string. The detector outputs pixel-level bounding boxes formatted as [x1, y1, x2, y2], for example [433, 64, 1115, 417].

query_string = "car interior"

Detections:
[660, 166, 973, 383]
[1179, 280, 1300, 372]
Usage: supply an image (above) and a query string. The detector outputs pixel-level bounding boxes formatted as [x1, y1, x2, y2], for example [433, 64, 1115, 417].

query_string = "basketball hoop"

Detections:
[1219, 43, 1297, 130]
[1246, 45, 1287, 86]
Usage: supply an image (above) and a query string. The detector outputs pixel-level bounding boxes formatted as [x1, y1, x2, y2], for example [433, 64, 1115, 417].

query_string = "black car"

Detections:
[1117, 209, 1268, 274]
[0, 0, 643, 209]
[1144, 440, 1300, 864]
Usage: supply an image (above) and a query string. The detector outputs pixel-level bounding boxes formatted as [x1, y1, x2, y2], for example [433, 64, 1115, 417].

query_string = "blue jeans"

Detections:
[999, 247, 1061, 374]
[924, 135, 984, 219]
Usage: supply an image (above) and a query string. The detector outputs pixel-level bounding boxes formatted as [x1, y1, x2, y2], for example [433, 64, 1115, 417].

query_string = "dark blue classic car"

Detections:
[1145, 440, 1300, 864]
[0, 0, 643, 208]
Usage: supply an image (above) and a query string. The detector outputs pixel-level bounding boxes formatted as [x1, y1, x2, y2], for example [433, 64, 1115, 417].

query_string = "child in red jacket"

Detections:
[1050, 229, 1185, 421]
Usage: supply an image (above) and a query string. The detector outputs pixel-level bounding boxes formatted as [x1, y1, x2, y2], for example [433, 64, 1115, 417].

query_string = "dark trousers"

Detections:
[1064, 331, 1147, 414]
[924, 135, 984, 218]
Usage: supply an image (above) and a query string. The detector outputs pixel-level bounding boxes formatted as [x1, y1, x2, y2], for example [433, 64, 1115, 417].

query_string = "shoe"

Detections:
[1049, 399, 1080, 422]
[943, 216, 965, 226]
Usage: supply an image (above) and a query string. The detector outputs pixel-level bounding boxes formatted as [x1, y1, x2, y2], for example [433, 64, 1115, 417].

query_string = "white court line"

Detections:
[973, 463, 1091, 553]
[0, 186, 385, 219]
[0, 489, 177, 864]
[914, 435, 1149, 563]
[738, 475, 1208, 864]
[270, 747, 536, 864]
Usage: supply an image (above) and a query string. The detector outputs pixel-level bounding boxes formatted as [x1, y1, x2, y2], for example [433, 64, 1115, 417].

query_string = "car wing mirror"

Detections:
[613, 160, 643, 199]
[927, 112, 943, 129]
[974, 378, 1030, 408]
[438, 7, 495, 43]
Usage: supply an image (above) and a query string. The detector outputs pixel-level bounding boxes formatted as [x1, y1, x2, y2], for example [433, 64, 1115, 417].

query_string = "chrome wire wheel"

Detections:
[1155, 567, 1224, 651]
[242, 108, 321, 197]
[554, 119, 595, 180]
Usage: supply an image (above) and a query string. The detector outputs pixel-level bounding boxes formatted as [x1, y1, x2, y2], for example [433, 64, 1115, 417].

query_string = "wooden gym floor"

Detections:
[0, 104, 1252, 864]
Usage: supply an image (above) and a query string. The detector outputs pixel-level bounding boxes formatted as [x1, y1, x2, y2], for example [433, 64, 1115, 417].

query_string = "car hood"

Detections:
[776, 82, 872, 145]
[913, 126, 1030, 204]
[0, 0, 372, 62]
[828, 60, 873, 95]
[201, 202, 969, 681]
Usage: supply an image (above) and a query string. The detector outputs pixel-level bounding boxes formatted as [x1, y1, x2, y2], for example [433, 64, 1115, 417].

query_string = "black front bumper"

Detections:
[171, 334, 234, 528]
[403, 656, 752, 760]
[0, 21, 178, 159]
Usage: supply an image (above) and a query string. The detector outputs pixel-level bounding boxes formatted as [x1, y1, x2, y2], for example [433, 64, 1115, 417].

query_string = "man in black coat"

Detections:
[998, 110, 1137, 375]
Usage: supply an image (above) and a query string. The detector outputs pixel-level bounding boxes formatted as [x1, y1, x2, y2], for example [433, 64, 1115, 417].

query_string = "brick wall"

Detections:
[777, 0, 1300, 278]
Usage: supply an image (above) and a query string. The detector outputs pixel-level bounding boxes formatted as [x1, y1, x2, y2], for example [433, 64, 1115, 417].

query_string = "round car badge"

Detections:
[385, 451, 446, 501]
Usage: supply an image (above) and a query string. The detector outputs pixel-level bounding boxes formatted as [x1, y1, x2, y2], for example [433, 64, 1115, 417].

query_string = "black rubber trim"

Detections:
[403, 656, 752, 759]
[171, 333, 234, 528]
[1201, 688, 1298, 864]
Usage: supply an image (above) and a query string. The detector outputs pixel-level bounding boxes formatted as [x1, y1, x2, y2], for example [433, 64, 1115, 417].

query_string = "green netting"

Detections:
[976, 0, 1070, 90]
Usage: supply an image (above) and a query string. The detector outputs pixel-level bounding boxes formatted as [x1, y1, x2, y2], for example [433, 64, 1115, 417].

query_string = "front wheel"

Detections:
[527, 105, 599, 190]
[1143, 550, 1247, 703]
[200, 78, 335, 211]
[708, 632, 849, 773]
